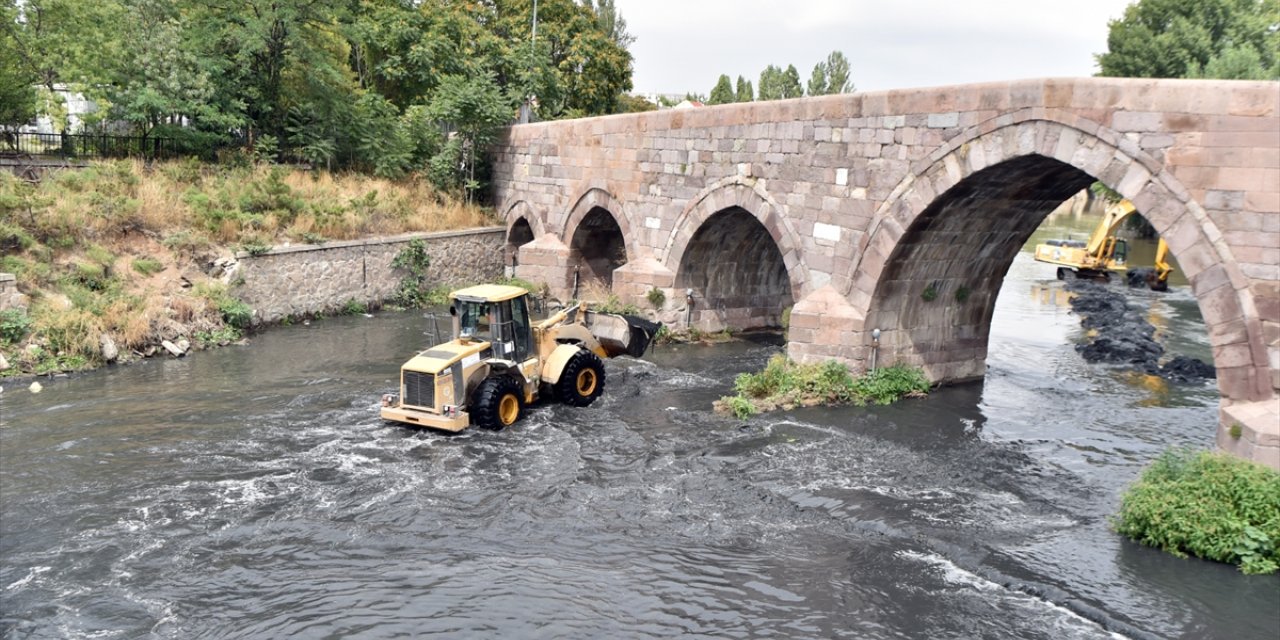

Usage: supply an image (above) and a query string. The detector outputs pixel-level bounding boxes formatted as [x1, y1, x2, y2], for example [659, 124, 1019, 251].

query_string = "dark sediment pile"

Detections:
[1065, 280, 1214, 382]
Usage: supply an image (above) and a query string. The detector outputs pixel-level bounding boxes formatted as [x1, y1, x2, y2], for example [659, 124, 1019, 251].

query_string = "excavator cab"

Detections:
[1109, 238, 1128, 268]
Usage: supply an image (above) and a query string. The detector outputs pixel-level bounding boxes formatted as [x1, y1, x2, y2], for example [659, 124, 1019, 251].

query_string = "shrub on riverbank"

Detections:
[1114, 448, 1280, 574]
[715, 355, 930, 418]
[0, 160, 497, 377]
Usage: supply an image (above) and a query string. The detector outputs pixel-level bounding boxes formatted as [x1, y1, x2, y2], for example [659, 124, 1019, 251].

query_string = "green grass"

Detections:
[1114, 448, 1280, 574]
[717, 355, 930, 418]
[131, 256, 164, 276]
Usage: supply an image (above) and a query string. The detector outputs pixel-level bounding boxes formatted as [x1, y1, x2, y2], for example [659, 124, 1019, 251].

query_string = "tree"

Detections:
[735, 75, 753, 102]
[806, 62, 827, 96]
[758, 64, 784, 100]
[427, 73, 510, 200]
[0, 0, 122, 95]
[614, 93, 656, 113]
[186, 0, 358, 143]
[806, 51, 855, 96]
[708, 74, 735, 104]
[583, 0, 635, 49]
[102, 0, 234, 142]
[1096, 0, 1279, 79]
[781, 64, 803, 99]
[0, 4, 37, 128]
[1190, 42, 1277, 79]
[825, 50, 854, 94]
[484, 0, 633, 118]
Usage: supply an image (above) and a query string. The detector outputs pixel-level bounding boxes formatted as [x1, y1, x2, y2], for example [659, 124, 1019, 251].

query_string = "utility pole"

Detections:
[532, 0, 538, 44]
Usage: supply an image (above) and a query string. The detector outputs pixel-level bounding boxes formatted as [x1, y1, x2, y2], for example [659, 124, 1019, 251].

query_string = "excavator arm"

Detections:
[1150, 238, 1173, 291]
[1085, 199, 1137, 260]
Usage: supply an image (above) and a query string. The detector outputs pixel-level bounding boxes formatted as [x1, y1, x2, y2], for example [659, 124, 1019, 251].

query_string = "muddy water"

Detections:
[2, 221, 1277, 638]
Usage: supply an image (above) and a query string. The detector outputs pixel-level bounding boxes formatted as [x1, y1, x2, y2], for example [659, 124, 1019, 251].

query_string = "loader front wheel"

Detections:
[472, 376, 524, 429]
[557, 351, 606, 407]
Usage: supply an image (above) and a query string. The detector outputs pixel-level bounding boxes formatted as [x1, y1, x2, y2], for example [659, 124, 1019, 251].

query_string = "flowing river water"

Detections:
[2, 211, 1278, 639]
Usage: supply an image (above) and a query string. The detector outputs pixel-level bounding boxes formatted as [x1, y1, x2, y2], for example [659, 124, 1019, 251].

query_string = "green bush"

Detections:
[341, 299, 368, 315]
[194, 326, 243, 347]
[240, 167, 304, 224]
[132, 257, 164, 276]
[646, 287, 666, 308]
[0, 308, 32, 344]
[852, 364, 932, 405]
[722, 357, 929, 416]
[591, 293, 640, 315]
[1114, 448, 1280, 574]
[218, 297, 253, 329]
[391, 239, 433, 307]
[723, 395, 758, 420]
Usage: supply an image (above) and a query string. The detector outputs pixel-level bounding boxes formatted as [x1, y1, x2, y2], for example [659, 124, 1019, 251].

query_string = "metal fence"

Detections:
[0, 132, 175, 160]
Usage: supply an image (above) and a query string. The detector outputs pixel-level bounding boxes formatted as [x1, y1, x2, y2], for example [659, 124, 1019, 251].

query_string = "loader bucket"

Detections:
[583, 311, 662, 358]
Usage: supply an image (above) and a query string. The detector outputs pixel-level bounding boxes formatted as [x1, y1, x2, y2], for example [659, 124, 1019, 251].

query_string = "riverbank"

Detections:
[0, 160, 499, 378]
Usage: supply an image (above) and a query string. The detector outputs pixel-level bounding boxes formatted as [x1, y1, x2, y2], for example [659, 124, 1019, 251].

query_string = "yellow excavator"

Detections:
[1033, 199, 1173, 291]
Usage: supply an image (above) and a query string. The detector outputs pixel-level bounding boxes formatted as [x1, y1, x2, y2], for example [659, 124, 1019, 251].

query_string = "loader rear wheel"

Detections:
[471, 376, 523, 429]
[557, 351, 606, 407]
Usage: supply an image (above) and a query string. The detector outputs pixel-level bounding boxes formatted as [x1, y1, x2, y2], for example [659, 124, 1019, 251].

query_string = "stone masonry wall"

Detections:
[0, 273, 29, 311]
[233, 228, 505, 324]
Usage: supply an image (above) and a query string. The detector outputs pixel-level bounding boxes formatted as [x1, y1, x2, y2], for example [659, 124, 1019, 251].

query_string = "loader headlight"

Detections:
[381, 393, 397, 407]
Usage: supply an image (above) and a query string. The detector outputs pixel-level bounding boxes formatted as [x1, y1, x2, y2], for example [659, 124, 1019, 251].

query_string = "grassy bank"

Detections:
[715, 355, 931, 418]
[1114, 448, 1280, 574]
[0, 160, 496, 377]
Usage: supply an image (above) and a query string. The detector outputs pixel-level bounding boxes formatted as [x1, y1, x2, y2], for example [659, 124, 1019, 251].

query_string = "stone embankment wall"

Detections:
[233, 228, 505, 324]
[0, 273, 28, 311]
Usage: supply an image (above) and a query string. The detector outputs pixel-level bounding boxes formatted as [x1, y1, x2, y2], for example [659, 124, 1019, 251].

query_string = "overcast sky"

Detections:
[617, 0, 1135, 95]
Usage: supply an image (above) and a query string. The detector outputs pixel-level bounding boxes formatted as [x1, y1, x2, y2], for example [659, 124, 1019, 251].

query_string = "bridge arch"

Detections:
[502, 200, 543, 271]
[667, 178, 808, 330]
[562, 187, 633, 289]
[850, 116, 1272, 403]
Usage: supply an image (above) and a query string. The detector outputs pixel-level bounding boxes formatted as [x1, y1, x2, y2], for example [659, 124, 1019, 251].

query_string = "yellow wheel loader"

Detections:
[380, 284, 659, 431]
[1033, 199, 1173, 290]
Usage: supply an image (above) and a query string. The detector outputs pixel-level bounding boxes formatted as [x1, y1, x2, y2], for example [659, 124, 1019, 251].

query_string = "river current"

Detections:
[2, 222, 1278, 638]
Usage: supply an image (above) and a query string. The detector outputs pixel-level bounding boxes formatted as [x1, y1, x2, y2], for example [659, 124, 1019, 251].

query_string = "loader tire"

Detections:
[556, 351, 605, 407]
[471, 376, 523, 429]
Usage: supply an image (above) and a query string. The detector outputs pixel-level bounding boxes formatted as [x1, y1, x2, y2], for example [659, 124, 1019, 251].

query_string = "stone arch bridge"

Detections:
[491, 77, 1279, 467]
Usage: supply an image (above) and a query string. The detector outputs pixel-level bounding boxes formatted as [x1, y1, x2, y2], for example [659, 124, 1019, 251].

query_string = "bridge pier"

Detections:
[786, 286, 868, 364]
[513, 235, 573, 297]
[1219, 400, 1280, 469]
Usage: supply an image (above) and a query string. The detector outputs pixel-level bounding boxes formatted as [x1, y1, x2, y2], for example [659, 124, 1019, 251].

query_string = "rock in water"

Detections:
[1160, 355, 1216, 382]
[29, 381, 42, 394]
[161, 340, 187, 357]
[100, 334, 119, 363]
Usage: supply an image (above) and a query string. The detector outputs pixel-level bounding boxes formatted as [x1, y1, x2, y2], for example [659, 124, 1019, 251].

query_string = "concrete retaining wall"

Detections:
[233, 228, 505, 324]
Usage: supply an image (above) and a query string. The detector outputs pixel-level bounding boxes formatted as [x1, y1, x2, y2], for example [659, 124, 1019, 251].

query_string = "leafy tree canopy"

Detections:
[1096, 0, 1280, 79]
[0, 0, 637, 198]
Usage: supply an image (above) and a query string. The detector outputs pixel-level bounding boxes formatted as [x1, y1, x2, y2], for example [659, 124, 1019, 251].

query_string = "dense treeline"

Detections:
[704, 51, 854, 105]
[1, 0, 635, 195]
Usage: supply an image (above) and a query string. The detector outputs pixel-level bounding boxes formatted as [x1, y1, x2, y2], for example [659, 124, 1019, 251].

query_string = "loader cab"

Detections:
[451, 285, 533, 363]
